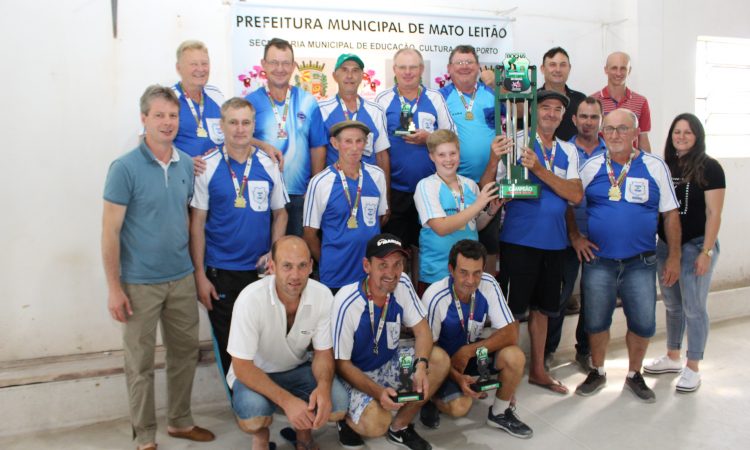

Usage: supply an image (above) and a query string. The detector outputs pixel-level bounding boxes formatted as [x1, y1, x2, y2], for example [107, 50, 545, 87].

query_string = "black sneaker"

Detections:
[337, 420, 364, 449]
[486, 406, 533, 439]
[386, 423, 432, 450]
[624, 372, 656, 403]
[575, 369, 606, 396]
[419, 401, 440, 429]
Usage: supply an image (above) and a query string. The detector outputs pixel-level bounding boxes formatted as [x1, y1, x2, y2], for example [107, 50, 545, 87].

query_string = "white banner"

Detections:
[231, 4, 513, 101]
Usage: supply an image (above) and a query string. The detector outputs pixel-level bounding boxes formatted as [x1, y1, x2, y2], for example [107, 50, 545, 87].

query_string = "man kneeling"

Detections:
[421, 240, 532, 439]
[227, 236, 349, 450]
[332, 233, 450, 450]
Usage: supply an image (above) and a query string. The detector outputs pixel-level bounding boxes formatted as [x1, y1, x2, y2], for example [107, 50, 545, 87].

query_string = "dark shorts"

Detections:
[382, 189, 420, 249]
[478, 210, 501, 253]
[434, 354, 499, 402]
[498, 242, 564, 318]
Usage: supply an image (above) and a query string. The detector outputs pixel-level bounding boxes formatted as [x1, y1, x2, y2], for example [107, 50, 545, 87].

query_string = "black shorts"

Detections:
[383, 188, 420, 249]
[478, 209, 501, 253]
[498, 242, 564, 318]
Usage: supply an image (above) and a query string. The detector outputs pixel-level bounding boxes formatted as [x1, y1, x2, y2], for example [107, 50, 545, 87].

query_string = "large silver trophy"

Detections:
[493, 53, 540, 199]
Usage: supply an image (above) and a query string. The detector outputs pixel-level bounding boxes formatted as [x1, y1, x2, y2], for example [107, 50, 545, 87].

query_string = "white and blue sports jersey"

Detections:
[440, 83, 497, 183]
[246, 86, 328, 195]
[422, 274, 514, 357]
[191, 147, 289, 270]
[304, 163, 388, 288]
[171, 83, 225, 157]
[569, 135, 607, 237]
[414, 174, 480, 283]
[498, 136, 580, 250]
[319, 96, 390, 167]
[332, 274, 426, 372]
[375, 86, 455, 192]
[580, 151, 678, 259]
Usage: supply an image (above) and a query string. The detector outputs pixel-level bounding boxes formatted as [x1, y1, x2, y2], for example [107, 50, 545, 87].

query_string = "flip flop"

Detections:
[280, 427, 319, 450]
[529, 378, 569, 395]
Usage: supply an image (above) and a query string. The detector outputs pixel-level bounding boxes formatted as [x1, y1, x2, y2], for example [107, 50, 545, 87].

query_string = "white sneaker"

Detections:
[676, 367, 701, 393]
[643, 355, 682, 374]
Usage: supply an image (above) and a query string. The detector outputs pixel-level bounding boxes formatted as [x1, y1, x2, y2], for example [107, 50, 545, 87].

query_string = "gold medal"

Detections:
[234, 196, 247, 208]
[347, 216, 358, 229]
[465, 111, 474, 120]
[277, 129, 288, 140]
[196, 127, 208, 138]
[608, 185, 622, 201]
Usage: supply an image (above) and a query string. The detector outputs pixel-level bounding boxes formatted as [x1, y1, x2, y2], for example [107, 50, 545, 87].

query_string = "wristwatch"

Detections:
[414, 357, 430, 370]
[702, 247, 714, 257]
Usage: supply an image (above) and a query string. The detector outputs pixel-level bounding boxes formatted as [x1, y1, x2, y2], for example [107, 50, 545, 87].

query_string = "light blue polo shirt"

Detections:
[103, 142, 195, 284]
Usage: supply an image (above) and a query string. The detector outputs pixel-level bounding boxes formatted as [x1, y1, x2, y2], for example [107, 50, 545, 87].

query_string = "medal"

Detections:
[364, 277, 390, 355]
[608, 185, 622, 202]
[196, 127, 208, 138]
[458, 84, 478, 122]
[234, 196, 247, 208]
[267, 86, 291, 141]
[277, 128, 288, 140]
[535, 134, 558, 172]
[335, 163, 364, 230]
[347, 216, 358, 229]
[452, 281, 476, 344]
[180, 83, 207, 139]
[222, 145, 254, 210]
[465, 111, 474, 120]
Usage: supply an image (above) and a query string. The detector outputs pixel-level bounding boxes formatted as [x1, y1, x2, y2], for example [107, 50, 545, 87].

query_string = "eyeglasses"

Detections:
[264, 60, 294, 69]
[450, 60, 477, 66]
[601, 125, 632, 135]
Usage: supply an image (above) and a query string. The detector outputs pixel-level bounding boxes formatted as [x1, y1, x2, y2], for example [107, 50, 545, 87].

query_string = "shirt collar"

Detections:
[138, 140, 180, 164]
[600, 86, 632, 100]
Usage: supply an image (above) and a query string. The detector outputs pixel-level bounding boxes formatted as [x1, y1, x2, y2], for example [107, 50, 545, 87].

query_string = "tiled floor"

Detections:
[3, 316, 749, 450]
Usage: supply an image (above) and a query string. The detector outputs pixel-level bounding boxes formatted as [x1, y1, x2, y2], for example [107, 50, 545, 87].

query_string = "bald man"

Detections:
[592, 52, 652, 152]
[226, 236, 349, 450]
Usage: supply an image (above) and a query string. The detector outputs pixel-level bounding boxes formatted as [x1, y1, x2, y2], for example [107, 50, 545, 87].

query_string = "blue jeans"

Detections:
[545, 247, 590, 355]
[286, 194, 305, 237]
[583, 252, 657, 338]
[232, 362, 350, 419]
[656, 237, 719, 361]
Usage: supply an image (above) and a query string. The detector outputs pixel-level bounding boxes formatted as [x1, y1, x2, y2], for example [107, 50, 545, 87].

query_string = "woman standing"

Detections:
[644, 113, 725, 392]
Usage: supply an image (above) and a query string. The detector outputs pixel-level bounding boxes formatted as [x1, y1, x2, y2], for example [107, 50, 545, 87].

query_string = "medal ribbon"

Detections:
[451, 281, 476, 344]
[605, 150, 636, 190]
[364, 277, 390, 354]
[265, 86, 291, 138]
[338, 95, 360, 121]
[437, 175, 465, 212]
[180, 83, 205, 132]
[458, 84, 478, 116]
[397, 85, 422, 115]
[535, 134, 558, 171]
[335, 163, 364, 225]
[222, 146, 254, 201]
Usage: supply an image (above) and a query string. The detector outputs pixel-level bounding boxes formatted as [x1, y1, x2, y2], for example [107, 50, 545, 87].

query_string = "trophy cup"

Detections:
[394, 104, 417, 136]
[391, 353, 424, 403]
[470, 346, 501, 393]
[493, 52, 540, 199]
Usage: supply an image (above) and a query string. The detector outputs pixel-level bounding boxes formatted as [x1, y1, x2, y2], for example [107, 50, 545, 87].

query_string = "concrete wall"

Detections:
[0, 0, 746, 362]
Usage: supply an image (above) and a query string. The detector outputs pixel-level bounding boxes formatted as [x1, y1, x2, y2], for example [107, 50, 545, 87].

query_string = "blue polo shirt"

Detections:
[580, 151, 679, 259]
[375, 86, 455, 192]
[246, 86, 327, 195]
[191, 146, 289, 271]
[171, 83, 225, 157]
[440, 83, 497, 183]
[332, 274, 426, 372]
[303, 163, 388, 288]
[103, 142, 194, 284]
[499, 137, 581, 250]
[569, 135, 607, 236]
[422, 274, 514, 356]
[319, 96, 391, 166]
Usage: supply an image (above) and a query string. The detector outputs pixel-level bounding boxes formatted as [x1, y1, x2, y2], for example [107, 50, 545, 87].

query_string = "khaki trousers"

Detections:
[122, 274, 199, 445]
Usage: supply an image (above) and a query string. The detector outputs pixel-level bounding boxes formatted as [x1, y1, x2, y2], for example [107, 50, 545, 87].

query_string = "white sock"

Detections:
[390, 424, 407, 432]
[627, 370, 636, 378]
[597, 366, 606, 376]
[491, 397, 511, 416]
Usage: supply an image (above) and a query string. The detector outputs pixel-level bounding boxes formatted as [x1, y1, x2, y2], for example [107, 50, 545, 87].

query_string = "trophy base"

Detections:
[470, 379, 501, 393]
[394, 130, 416, 136]
[498, 181, 540, 199]
[391, 391, 424, 403]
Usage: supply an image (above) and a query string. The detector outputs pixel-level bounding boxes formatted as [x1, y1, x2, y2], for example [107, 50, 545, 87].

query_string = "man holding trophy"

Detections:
[332, 233, 449, 450]
[420, 240, 532, 439]
[481, 56, 583, 395]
